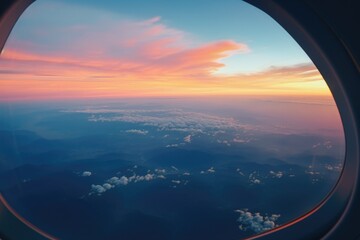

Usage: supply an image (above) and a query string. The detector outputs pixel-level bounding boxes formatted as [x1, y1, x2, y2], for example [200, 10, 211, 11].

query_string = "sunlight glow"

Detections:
[0, 0, 331, 101]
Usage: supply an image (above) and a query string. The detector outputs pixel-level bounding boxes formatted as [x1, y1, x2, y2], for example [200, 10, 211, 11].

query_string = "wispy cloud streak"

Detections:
[0, 1, 328, 101]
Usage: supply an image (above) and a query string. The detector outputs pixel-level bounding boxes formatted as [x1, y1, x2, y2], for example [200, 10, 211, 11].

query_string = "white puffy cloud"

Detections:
[305, 170, 320, 175]
[125, 129, 148, 135]
[166, 143, 179, 148]
[108, 176, 121, 185]
[103, 183, 114, 190]
[184, 134, 192, 143]
[312, 140, 332, 149]
[249, 172, 261, 184]
[269, 171, 283, 178]
[155, 169, 166, 174]
[183, 172, 190, 176]
[107, 176, 129, 186]
[217, 139, 231, 146]
[129, 173, 155, 182]
[172, 180, 181, 184]
[236, 168, 245, 176]
[144, 173, 154, 181]
[90, 171, 166, 196]
[235, 209, 280, 233]
[90, 184, 107, 195]
[81, 171, 92, 177]
[199, 167, 216, 174]
[119, 176, 129, 185]
[252, 179, 261, 184]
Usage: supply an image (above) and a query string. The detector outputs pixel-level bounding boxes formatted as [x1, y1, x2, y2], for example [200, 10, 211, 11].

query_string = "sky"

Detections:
[0, 0, 333, 101]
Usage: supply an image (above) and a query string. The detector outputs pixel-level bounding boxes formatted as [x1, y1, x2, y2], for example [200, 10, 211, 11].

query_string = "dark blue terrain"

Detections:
[0, 99, 344, 240]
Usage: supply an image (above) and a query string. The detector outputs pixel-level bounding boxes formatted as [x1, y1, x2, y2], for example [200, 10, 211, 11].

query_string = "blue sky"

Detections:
[13, 0, 311, 74]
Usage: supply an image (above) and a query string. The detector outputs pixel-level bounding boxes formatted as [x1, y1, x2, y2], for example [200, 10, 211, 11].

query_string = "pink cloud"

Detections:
[156, 41, 248, 73]
[144, 24, 167, 37]
[1, 14, 248, 79]
[141, 16, 162, 25]
[0, 13, 258, 100]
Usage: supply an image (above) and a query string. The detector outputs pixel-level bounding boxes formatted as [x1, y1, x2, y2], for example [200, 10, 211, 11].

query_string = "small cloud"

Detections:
[305, 171, 320, 175]
[144, 173, 154, 181]
[166, 143, 179, 148]
[171, 166, 179, 171]
[119, 176, 130, 185]
[107, 176, 129, 185]
[252, 179, 261, 184]
[217, 139, 231, 146]
[236, 168, 245, 176]
[90, 184, 107, 195]
[184, 134, 192, 143]
[103, 183, 114, 190]
[269, 171, 283, 178]
[312, 140, 332, 149]
[249, 172, 261, 184]
[125, 129, 148, 135]
[233, 138, 249, 143]
[324, 164, 334, 171]
[183, 172, 190, 176]
[172, 180, 181, 184]
[312, 143, 321, 148]
[235, 209, 280, 233]
[155, 169, 166, 174]
[199, 167, 215, 174]
[90, 171, 166, 196]
[324, 141, 333, 149]
[82, 171, 92, 177]
[142, 16, 161, 25]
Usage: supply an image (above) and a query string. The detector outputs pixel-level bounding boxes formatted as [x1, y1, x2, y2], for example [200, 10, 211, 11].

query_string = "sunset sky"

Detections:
[0, 0, 331, 101]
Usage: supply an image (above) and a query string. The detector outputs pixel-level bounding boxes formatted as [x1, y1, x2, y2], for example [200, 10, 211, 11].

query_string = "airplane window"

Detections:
[0, 0, 345, 239]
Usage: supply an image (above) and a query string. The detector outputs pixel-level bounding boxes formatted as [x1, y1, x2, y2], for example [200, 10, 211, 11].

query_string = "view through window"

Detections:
[0, 0, 345, 239]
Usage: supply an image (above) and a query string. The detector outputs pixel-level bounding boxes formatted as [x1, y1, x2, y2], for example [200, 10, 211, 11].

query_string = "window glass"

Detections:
[0, 0, 345, 239]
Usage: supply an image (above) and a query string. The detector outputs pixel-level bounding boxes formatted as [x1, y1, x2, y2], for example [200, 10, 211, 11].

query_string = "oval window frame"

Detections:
[0, 1, 359, 239]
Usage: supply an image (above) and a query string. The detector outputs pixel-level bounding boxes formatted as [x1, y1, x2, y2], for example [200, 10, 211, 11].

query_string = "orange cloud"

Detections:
[0, 38, 247, 79]
[0, 51, 329, 102]
[0, 14, 330, 101]
[156, 41, 248, 74]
